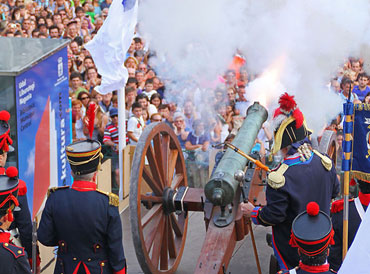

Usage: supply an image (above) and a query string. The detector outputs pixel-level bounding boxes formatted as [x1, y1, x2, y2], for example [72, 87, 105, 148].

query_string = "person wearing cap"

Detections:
[0, 167, 31, 274]
[328, 178, 370, 271]
[38, 139, 127, 274]
[242, 93, 339, 271]
[0, 110, 40, 272]
[278, 202, 336, 273]
[103, 108, 119, 189]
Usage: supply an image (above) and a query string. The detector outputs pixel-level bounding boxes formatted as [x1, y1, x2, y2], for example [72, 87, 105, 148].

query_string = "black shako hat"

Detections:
[290, 202, 334, 256]
[66, 140, 103, 175]
[0, 167, 19, 220]
[271, 93, 311, 154]
[0, 110, 14, 153]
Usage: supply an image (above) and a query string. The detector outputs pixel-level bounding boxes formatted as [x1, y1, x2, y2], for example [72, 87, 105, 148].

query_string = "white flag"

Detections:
[85, 0, 138, 94]
[338, 207, 370, 274]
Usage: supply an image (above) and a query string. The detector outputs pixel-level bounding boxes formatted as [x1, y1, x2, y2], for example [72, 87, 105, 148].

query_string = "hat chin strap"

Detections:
[0, 129, 12, 152]
[7, 208, 13, 222]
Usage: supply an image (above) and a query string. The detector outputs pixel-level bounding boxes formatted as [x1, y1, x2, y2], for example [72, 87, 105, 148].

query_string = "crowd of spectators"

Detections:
[1, 0, 368, 188]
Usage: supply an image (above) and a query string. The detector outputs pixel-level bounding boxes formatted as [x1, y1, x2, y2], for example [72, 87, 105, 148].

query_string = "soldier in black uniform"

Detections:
[242, 93, 339, 271]
[38, 139, 127, 274]
[328, 178, 370, 271]
[278, 201, 336, 274]
[0, 166, 31, 274]
[0, 110, 40, 272]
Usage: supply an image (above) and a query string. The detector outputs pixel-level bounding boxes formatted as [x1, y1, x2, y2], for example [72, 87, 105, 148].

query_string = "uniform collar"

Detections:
[0, 232, 10, 243]
[72, 181, 97, 192]
[299, 261, 329, 273]
[359, 192, 370, 206]
[283, 152, 313, 166]
[0, 167, 4, 175]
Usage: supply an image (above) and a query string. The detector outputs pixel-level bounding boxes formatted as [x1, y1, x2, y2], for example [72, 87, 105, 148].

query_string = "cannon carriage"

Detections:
[129, 102, 338, 274]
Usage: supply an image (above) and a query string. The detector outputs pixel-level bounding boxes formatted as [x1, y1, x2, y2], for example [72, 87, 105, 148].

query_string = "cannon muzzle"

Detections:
[205, 102, 268, 207]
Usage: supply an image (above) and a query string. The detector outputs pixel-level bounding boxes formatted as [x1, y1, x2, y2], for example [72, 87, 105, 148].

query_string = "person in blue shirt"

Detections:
[172, 112, 189, 149]
[185, 119, 210, 188]
[185, 119, 210, 152]
[339, 77, 359, 103]
[352, 73, 370, 102]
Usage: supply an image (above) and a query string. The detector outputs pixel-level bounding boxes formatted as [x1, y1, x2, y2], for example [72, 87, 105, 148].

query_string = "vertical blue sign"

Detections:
[15, 47, 71, 218]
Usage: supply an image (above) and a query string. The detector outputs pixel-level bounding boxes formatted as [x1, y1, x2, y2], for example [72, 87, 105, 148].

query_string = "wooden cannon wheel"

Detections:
[130, 122, 188, 274]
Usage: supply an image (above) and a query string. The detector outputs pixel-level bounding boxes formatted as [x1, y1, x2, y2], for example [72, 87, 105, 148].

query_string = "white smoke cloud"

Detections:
[138, 0, 370, 133]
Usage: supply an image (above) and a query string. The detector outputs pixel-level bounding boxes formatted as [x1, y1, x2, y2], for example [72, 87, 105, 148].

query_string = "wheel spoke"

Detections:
[171, 174, 184, 190]
[161, 133, 170, 186]
[146, 142, 166, 189]
[160, 217, 169, 270]
[175, 151, 184, 174]
[152, 134, 167, 187]
[142, 166, 162, 196]
[141, 204, 162, 228]
[167, 215, 177, 259]
[167, 149, 179, 186]
[170, 213, 184, 237]
[143, 207, 163, 252]
[151, 217, 165, 269]
[140, 194, 162, 203]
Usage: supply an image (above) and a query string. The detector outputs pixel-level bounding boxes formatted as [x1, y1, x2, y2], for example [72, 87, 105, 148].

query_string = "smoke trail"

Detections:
[139, 0, 370, 133]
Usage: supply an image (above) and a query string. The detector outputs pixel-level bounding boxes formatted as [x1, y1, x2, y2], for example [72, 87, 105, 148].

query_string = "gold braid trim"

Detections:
[272, 116, 312, 155]
[47, 186, 69, 197]
[268, 163, 289, 189]
[351, 171, 370, 182]
[312, 150, 332, 171]
[67, 150, 103, 166]
[96, 189, 119, 207]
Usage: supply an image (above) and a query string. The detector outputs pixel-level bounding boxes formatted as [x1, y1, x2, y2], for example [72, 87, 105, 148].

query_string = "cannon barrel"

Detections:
[205, 102, 268, 207]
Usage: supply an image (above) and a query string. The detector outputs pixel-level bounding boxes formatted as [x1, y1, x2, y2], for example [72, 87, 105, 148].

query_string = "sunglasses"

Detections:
[80, 97, 89, 100]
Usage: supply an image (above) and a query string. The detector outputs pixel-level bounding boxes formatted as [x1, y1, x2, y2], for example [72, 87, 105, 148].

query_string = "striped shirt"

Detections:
[103, 123, 119, 151]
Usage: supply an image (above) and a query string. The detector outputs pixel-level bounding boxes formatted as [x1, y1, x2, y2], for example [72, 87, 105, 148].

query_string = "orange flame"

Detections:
[246, 55, 286, 108]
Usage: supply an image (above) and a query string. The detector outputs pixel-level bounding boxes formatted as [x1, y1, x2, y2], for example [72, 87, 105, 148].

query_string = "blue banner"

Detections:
[15, 47, 71, 218]
[351, 103, 370, 181]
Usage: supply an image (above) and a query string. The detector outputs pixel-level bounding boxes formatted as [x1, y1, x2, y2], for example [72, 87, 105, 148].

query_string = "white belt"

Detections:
[354, 197, 366, 220]
[8, 228, 22, 247]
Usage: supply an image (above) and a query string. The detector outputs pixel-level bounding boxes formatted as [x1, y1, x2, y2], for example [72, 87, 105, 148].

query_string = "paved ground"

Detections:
[122, 208, 273, 274]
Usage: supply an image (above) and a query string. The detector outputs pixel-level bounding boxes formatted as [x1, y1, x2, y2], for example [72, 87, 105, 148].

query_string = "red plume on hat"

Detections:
[86, 102, 96, 139]
[272, 92, 304, 130]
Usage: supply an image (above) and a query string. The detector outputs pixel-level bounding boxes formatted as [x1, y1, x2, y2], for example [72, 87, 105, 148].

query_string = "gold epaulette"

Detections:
[47, 186, 69, 197]
[313, 149, 332, 171]
[96, 189, 119, 207]
[267, 163, 289, 189]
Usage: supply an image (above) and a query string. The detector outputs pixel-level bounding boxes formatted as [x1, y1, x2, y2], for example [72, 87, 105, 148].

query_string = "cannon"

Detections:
[129, 102, 338, 274]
